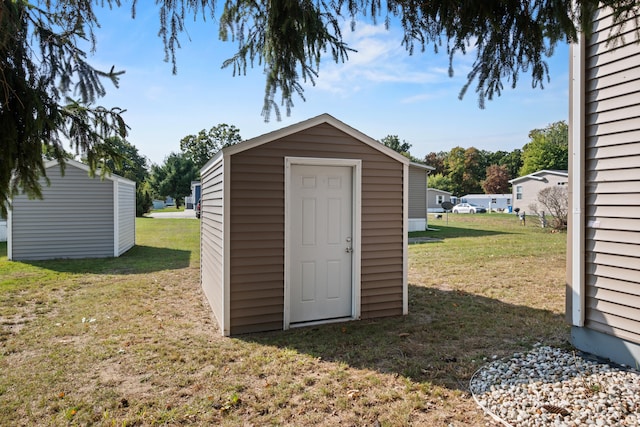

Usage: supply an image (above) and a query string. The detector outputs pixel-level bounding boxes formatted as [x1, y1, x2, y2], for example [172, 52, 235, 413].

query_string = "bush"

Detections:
[528, 186, 568, 230]
[136, 187, 153, 217]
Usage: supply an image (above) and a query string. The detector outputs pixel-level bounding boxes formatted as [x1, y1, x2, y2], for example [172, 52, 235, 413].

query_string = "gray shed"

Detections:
[200, 114, 410, 335]
[567, 6, 640, 366]
[8, 159, 136, 260]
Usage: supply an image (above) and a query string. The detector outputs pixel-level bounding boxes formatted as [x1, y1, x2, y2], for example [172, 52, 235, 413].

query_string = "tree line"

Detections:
[104, 119, 567, 217]
[412, 121, 568, 197]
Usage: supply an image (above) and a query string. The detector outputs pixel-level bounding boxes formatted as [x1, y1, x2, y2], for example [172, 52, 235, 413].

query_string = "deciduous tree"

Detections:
[424, 152, 447, 175]
[379, 135, 412, 157]
[444, 147, 466, 196]
[500, 149, 524, 180]
[520, 121, 569, 176]
[482, 165, 511, 194]
[180, 124, 243, 170]
[428, 173, 453, 193]
[462, 147, 484, 195]
[149, 153, 198, 209]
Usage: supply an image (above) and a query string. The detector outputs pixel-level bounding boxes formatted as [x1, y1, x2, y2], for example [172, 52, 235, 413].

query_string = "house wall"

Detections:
[10, 164, 115, 260]
[408, 166, 427, 231]
[568, 7, 640, 367]
[117, 180, 136, 256]
[512, 172, 568, 212]
[427, 189, 451, 213]
[0, 220, 6, 242]
[462, 194, 512, 211]
[227, 123, 405, 334]
[200, 157, 226, 333]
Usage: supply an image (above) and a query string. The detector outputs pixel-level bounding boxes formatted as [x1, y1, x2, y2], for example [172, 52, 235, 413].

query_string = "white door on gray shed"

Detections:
[289, 164, 353, 324]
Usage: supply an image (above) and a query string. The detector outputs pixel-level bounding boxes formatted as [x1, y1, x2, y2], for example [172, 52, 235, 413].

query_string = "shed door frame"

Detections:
[284, 157, 361, 330]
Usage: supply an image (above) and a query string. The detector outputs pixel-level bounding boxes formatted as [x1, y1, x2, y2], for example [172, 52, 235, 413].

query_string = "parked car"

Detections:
[452, 202, 486, 214]
[196, 199, 201, 218]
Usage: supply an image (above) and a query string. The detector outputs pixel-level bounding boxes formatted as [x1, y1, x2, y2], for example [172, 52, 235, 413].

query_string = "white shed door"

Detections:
[290, 164, 353, 324]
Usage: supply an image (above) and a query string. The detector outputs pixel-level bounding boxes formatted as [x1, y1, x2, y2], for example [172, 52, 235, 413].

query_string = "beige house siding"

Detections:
[568, 6, 640, 366]
[427, 189, 452, 212]
[510, 170, 568, 212]
[226, 123, 404, 334]
[408, 164, 432, 231]
[582, 6, 640, 345]
[408, 165, 426, 219]
[200, 158, 226, 333]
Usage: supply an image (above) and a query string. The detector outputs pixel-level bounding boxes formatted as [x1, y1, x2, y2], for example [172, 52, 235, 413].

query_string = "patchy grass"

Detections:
[0, 214, 568, 426]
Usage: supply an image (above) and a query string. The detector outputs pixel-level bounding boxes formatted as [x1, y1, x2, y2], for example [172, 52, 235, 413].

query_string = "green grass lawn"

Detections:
[151, 205, 187, 213]
[0, 214, 567, 426]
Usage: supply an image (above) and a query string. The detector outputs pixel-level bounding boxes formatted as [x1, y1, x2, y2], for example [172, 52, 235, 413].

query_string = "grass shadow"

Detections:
[239, 285, 570, 393]
[411, 224, 511, 240]
[17, 244, 192, 274]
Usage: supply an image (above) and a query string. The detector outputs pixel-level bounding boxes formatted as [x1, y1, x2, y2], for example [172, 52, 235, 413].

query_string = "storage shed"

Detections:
[200, 114, 410, 335]
[567, 6, 640, 366]
[8, 159, 136, 261]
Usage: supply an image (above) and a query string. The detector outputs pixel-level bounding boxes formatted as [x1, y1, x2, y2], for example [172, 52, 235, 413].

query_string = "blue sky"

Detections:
[89, 4, 570, 166]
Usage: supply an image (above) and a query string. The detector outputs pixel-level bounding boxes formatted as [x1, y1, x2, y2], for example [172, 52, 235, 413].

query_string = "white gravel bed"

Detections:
[469, 344, 640, 426]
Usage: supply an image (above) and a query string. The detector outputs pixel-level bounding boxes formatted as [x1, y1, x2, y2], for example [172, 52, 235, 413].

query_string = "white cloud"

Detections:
[312, 22, 454, 95]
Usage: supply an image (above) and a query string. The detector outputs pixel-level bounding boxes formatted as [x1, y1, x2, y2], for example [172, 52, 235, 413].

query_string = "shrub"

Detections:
[528, 186, 568, 230]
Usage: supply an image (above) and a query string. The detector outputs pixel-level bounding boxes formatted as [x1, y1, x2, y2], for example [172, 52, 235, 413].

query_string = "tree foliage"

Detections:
[136, 184, 153, 217]
[498, 149, 524, 180]
[3, 0, 639, 218]
[98, 137, 150, 184]
[95, 137, 152, 217]
[482, 164, 511, 194]
[424, 151, 447, 175]
[379, 135, 412, 156]
[217, 0, 640, 117]
[1, 0, 127, 217]
[179, 124, 242, 170]
[462, 147, 484, 195]
[149, 153, 198, 208]
[520, 121, 569, 176]
[427, 173, 453, 193]
[426, 147, 522, 196]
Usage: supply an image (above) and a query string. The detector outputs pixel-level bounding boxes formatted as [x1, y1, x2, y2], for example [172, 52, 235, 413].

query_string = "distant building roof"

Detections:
[508, 169, 568, 184]
[427, 188, 452, 195]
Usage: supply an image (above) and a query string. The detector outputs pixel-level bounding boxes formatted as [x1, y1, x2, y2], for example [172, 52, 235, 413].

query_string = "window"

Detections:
[516, 186, 523, 200]
[436, 195, 445, 204]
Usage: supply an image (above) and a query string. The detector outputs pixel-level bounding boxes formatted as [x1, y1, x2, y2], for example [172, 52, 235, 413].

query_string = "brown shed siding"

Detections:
[583, 7, 640, 345]
[227, 123, 404, 334]
[200, 158, 226, 331]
